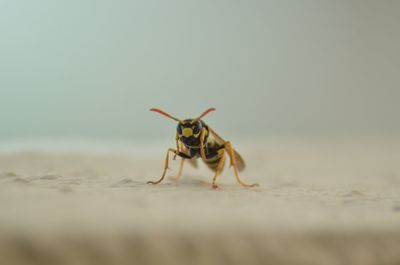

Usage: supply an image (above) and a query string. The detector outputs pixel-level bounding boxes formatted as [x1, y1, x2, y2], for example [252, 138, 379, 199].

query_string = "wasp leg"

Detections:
[170, 158, 185, 182]
[173, 132, 180, 160]
[199, 128, 207, 160]
[225, 142, 259, 188]
[211, 149, 226, 189]
[147, 148, 190, 185]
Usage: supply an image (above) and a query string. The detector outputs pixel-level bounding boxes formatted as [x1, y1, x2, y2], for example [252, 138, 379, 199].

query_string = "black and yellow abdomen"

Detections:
[202, 138, 225, 171]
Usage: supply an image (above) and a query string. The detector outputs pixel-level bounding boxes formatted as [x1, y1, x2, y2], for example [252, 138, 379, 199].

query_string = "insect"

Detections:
[147, 107, 259, 189]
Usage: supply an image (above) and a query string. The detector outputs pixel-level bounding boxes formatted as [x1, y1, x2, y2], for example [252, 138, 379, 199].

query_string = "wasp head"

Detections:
[177, 119, 203, 138]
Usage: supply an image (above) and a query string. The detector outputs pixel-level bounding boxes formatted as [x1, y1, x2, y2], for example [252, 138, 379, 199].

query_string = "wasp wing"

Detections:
[208, 127, 246, 172]
[232, 149, 246, 172]
[188, 158, 198, 168]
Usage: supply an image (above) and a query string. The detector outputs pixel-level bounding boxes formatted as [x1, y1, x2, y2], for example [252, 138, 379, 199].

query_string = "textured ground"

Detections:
[0, 136, 400, 265]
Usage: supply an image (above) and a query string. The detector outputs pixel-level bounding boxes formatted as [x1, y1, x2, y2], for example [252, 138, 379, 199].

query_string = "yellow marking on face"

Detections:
[182, 128, 193, 137]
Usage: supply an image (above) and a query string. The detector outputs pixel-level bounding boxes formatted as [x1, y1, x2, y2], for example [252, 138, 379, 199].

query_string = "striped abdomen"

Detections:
[202, 139, 225, 171]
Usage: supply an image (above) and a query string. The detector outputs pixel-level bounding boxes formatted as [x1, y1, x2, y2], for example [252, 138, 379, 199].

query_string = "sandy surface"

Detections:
[1, 136, 400, 265]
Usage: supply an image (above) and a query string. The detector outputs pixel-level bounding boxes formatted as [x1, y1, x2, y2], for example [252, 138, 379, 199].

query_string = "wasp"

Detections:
[147, 108, 259, 189]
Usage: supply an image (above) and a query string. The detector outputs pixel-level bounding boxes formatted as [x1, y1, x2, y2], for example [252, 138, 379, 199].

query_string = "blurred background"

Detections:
[1, 2, 400, 265]
[1, 0, 399, 145]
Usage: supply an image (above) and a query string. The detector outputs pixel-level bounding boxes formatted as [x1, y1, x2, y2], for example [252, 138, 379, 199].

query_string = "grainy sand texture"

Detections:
[1, 136, 400, 265]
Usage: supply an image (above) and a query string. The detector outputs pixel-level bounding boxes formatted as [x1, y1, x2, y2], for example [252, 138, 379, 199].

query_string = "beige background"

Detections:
[1, 137, 400, 264]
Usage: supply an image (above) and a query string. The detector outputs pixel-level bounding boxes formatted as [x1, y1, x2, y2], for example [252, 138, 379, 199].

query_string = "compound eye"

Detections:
[192, 122, 202, 134]
[192, 126, 199, 134]
[176, 124, 182, 134]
